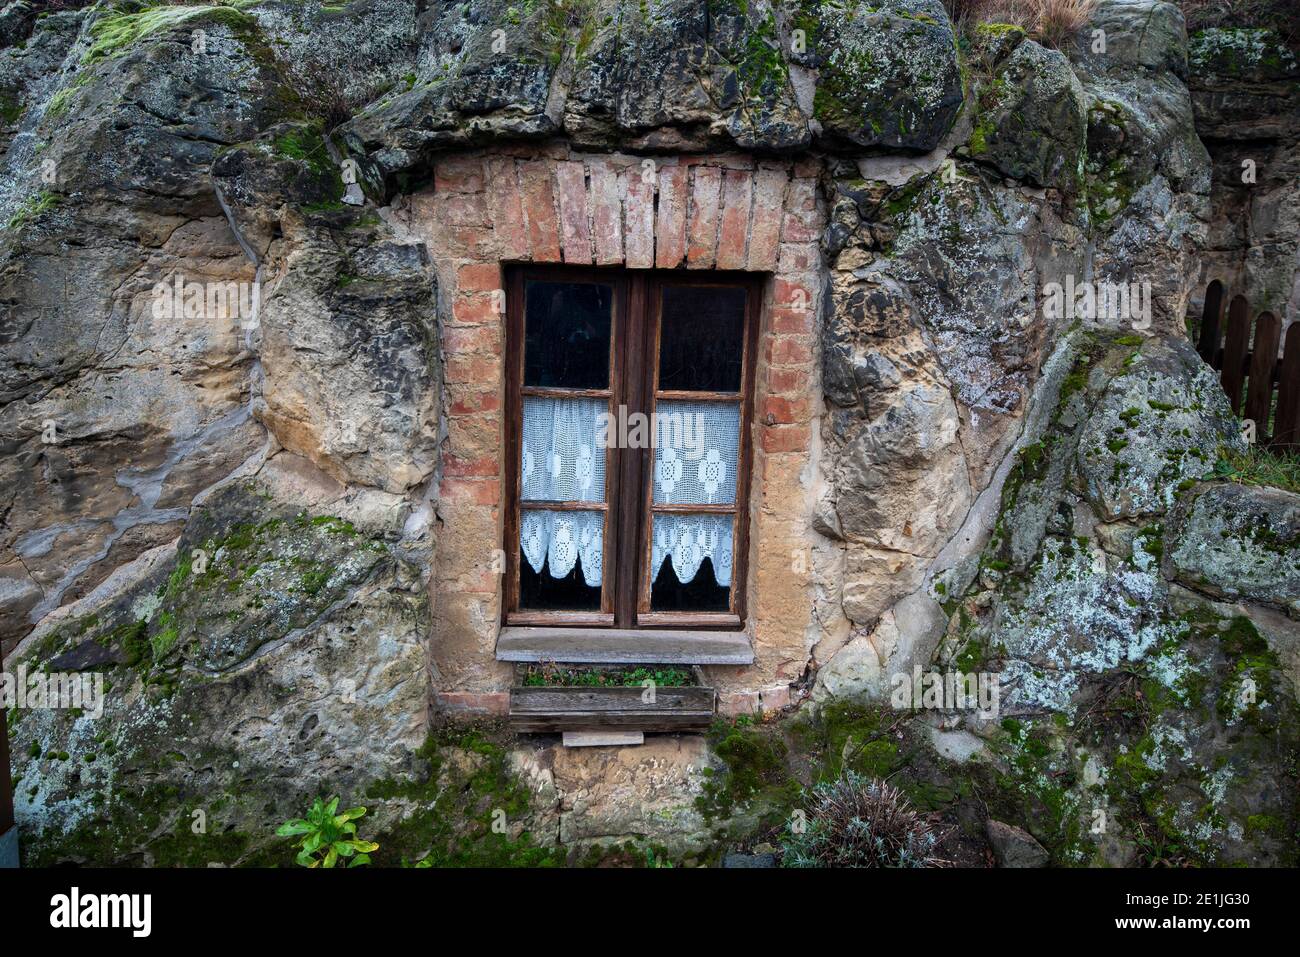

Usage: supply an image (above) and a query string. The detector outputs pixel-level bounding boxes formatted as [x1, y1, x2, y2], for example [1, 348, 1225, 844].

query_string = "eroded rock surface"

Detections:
[2, 0, 1297, 867]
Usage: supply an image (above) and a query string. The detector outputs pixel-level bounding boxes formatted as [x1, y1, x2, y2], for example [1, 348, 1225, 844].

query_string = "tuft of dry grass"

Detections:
[943, 0, 1098, 49]
[1033, 0, 1098, 49]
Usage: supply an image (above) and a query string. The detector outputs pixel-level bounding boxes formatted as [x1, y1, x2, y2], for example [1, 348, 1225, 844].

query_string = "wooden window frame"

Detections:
[503, 265, 762, 632]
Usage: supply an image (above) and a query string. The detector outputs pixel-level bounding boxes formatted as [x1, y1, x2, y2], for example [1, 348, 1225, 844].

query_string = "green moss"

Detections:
[982, 719, 1090, 864]
[1137, 524, 1164, 561]
[882, 175, 931, 219]
[975, 22, 1026, 38]
[954, 637, 985, 673]
[364, 724, 566, 868]
[1214, 616, 1280, 724]
[25, 778, 279, 868]
[0, 91, 24, 123]
[150, 613, 180, 662]
[6, 189, 59, 229]
[697, 715, 792, 822]
[1245, 814, 1288, 839]
[44, 70, 94, 120]
[301, 199, 347, 213]
[297, 565, 330, 596]
[735, 8, 789, 98]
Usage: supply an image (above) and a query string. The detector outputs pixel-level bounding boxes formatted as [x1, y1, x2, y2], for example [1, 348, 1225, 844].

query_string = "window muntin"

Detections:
[505, 268, 757, 629]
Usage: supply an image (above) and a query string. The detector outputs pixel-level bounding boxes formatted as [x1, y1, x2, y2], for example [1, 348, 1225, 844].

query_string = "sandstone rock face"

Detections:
[1075, 338, 1244, 520]
[9, 471, 431, 865]
[927, 332, 1300, 866]
[566, 0, 809, 152]
[1069, 1, 1211, 337]
[792, 0, 964, 152]
[985, 819, 1049, 868]
[1165, 483, 1300, 615]
[256, 228, 440, 494]
[971, 40, 1087, 192]
[547, 735, 717, 852]
[0, 8, 283, 653]
[346, 0, 562, 169]
[1187, 26, 1300, 324]
[2, 0, 1298, 867]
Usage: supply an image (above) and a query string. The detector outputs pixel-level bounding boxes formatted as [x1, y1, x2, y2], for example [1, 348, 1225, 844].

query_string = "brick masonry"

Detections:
[406, 149, 826, 715]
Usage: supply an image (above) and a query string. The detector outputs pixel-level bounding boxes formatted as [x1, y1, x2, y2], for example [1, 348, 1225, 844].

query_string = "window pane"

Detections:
[522, 397, 606, 502]
[658, 285, 746, 392]
[524, 280, 613, 389]
[519, 509, 603, 610]
[652, 399, 739, 505]
[649, 514, 732, 612]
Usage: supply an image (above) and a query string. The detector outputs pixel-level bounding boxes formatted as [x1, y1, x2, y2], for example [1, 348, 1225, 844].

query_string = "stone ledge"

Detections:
[495, 627, 754, 665]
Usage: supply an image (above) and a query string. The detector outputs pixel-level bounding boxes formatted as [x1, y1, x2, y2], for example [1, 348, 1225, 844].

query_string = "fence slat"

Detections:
[1273, 323, 1300, 450]
[1220, 295, 1251, 414]
[1245, 311, 1280, 441]
[1197, 279, 1225, 365]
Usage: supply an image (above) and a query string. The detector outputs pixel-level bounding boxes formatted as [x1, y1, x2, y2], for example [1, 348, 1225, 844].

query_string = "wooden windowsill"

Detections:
[495, 626, 754, 665]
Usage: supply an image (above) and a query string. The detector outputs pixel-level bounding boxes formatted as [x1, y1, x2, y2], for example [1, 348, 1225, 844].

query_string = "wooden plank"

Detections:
[649, 503, 736, 514]
[505, 611, 615, 627]
[655, 390, 743, 402]
[636, 612, 743, 628]
[520, 386, 612, 399]
[1245, 311, 1281, 441]
[1197, 280, 1224, 365]
[1273, 323, 1300, 450]
[1220, 295, 1251, 414]
[510, 680, 715, 732]
[563, 731, 644, 747]
[515, 501, 608, 512]
[513, 713, 713, 733]
[496, 626, 754, 664]
[510, 685, 715, 713]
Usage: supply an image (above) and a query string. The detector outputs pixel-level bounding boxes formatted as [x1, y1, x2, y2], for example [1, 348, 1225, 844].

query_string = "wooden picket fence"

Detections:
[1195, 279, 1300, 449]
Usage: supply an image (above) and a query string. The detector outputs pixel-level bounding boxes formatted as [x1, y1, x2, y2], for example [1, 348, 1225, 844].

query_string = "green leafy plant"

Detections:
[644, 847, 675, 868]
[520, 664, 695, 687]
[276, 796, 379, 868]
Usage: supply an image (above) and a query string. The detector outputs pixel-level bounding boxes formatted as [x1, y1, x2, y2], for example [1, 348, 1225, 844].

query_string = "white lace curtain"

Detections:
[521, 509, 603, 586]
[652, 400, 740, 505]
[520, 396, 604, 585]
[518, 396, 740, 587]
[651, 399, 739, 584]
[521, 396, 605, 502]
[652, 514, 734, 586]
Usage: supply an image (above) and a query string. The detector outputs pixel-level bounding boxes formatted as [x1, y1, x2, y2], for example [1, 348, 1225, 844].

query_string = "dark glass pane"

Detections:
[658, 285, 746, 392]
[524, 281, 613, 389]
[519, 551, 601, 611]
[649, 556, 730, 612]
